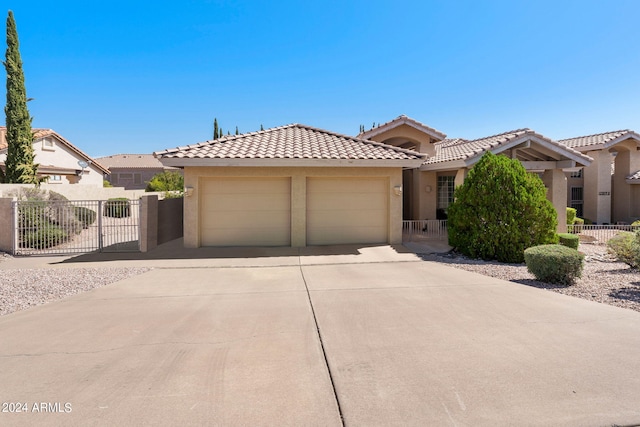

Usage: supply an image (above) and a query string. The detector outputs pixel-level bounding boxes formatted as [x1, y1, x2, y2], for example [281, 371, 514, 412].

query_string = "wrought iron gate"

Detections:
[12, 199, 141, 255]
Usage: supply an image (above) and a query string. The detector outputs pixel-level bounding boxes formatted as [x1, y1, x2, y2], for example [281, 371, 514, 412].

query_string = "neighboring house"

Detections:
[559, 130, 640, 224]
[96, 154, 181, 190]
[359, 116, 592, 232]
[155, 124, 425, 248]
[0, 127, 107, 186]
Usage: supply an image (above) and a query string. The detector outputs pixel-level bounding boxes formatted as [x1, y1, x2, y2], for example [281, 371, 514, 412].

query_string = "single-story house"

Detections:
[358, 116, 593, 232]
[0, 127, 107, 186]
[97, 153, 181, 190]
[155, 124, 425, 247]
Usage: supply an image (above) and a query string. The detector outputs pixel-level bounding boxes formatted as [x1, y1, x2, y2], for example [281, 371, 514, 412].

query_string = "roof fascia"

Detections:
[603, 132, 640, 149]
[361, 118, 446, 141]
[159, 158, 425, 168]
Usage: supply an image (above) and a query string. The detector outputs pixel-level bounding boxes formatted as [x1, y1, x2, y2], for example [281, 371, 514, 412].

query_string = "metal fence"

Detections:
[403, 220, 448, 241]
[568, 224, 640, 245]
[13, 199, 140, 255]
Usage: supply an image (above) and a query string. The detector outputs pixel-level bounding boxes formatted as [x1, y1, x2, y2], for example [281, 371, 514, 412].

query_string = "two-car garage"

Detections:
[198, 176, 389, 247]
[154, 123, 425, 248]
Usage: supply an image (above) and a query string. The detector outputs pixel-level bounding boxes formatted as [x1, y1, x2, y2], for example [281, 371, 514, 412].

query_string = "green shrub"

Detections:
[447, 152, 558, 263]
[104, 198, 131, 218]
[632, 220, 640, 229]
[566, 207, 576, 225]
[607, 231, 640, 268]
[74, 206, 97, 228]
[524, 245, 584, 285]
[103, 179, 113, 188]
[583, 218, 593, 225]
[22, 226, 68, 249]
[146, 171, 184, 192]
[558, 233, 579, 249]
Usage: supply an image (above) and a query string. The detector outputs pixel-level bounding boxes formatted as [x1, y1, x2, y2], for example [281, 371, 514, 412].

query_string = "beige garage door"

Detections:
[200, 177, 291, 246]
[306, 177, 388, 245]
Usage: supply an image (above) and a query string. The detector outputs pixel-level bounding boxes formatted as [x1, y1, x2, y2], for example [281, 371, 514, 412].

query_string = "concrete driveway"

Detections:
[1, 244, 640, 426]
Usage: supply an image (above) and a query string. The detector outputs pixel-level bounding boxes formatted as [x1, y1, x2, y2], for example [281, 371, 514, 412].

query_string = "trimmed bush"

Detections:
[104, 198, 131, 218]
[74, 206, 97, 229]
[566, 207, 576, 225]
[607, 231, 640, 268]
[524, 245, 584, 285]
[558, 233, 579, 250]
[22, 226, 68, 249]
[447, 152, 558, 263]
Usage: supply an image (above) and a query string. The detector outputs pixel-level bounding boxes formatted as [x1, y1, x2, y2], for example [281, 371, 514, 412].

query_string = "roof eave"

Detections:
[158, 157, 425, 168]
[420, 159, 467, 171]
[359, 117, 447, 141]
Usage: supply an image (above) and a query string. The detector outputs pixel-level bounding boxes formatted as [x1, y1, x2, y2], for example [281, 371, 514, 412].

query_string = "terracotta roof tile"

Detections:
[559, 130, 634, 149]
[96, 154, 174, 169]
[155, 124, 426, 162]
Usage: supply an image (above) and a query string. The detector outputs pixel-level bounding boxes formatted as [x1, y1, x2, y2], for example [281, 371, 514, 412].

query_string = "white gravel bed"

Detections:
[422, 244, 640, 313]
[0, 263, 151, 316]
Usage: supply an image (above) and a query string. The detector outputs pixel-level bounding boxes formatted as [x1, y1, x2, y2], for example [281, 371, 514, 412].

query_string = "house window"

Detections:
[49, 175, 62, 183]
[42, 137, 55, 151]
[571, 186, 584, 218]
[570, 170, 583, 178]
[133, 173, 142, 185]
[437, 176, 455, 209]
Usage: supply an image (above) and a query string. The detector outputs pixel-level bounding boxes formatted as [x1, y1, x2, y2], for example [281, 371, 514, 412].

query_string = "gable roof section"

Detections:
[358, 115, 447, 141]
[0, 127, 109, 175]
[96, 153, 175, 169]
[559, 130, 640, 151]
[422, 128, 592, 170]
[155, 124, 426, 168]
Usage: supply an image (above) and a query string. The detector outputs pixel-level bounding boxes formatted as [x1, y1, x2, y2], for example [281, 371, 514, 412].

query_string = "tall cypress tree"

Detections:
[235, 126, 238, 135]
[4, 11, 38, 184]
[213, 118, 219, 140]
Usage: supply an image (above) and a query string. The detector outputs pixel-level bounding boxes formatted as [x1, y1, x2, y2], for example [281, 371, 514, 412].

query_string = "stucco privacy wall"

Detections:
[0, 198, 14, 253]
[0, 184, 160, 201]
[183, 166, 403, 248]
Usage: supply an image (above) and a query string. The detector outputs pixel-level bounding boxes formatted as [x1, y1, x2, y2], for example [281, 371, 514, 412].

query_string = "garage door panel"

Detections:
[202, 193, 290, 212]
[307, 177, 388, 245]
[307, 194, 386, 211]
[200, 177, 291, 246]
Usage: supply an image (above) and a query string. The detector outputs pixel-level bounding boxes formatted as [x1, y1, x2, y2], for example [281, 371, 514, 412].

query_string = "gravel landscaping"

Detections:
[421, 243, 640, 313]
[0, 253, 150, 316]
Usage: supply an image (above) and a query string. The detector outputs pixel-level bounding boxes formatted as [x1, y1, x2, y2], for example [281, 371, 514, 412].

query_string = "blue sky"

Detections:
[5, 0, 640, 157]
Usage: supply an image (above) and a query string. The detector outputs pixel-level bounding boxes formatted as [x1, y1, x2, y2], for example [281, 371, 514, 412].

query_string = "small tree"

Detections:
[145, 171, 184, 192]
[213, 118, 219, 140]
[447, 152, 558, 263]
[4, 10, 40, 184]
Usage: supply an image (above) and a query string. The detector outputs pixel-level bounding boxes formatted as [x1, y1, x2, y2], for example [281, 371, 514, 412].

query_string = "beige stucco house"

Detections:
[155, 124, 425, 247]
[559, 130, 640, 224]
[359, 116, 593, 233]
[97, 154, 181, 190]
[0, 127, 107, 186]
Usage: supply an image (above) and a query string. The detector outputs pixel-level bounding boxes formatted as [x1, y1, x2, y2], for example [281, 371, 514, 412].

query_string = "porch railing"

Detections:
[568, 224, 640, 245]
[403, 220, 448, 241]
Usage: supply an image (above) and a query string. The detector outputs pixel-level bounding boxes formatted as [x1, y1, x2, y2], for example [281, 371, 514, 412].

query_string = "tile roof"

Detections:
[96, 154, 174, 169]
[627, 170, 640, 181]
[0, 127, 109, 174]
[559, 130, 636, 149]
[155, 124, 426, 162]
[358, 115, 447, 141]
[425, 128, 591, 165]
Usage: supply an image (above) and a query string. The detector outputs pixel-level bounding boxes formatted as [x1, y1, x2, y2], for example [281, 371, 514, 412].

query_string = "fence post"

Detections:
[0, 198, 16, 254]
[140, 195, 158, 253]
[98, 200, 104, 252]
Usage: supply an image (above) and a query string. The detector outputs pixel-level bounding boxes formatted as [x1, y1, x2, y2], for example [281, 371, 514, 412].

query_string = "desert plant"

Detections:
[103, 179, 113, 188]
[558, 233, 579, 250]
[22, 225, 67, 249]
[447, 152, 558, 263]
[524, 244, 584, 285]
[74, 206, 97, 228]
[607, 231, 640, 268]
[104, 198, 131, 218]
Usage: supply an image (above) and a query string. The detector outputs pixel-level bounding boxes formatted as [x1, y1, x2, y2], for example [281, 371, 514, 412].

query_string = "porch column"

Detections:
[542, 169, 568, 233]
[583, 150, 612, 224]
[612, 147, 640, 223]
[414, 171, 437, 220]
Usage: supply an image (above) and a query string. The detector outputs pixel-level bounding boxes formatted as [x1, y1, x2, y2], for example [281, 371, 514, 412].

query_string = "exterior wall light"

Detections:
[185, 187, 194, 197]
[393, 185, 402, 196]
